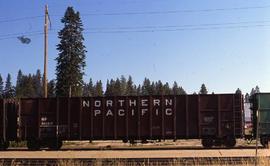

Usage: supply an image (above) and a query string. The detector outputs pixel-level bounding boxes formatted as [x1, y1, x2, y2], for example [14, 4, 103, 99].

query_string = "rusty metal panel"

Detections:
[69, 98, 81, 140]
[127, 96, 138, 139]
[163, 96, 174, 138]
[6, 102, 17, 140]
[199, 95, 218, 137]
[20, 99, 39, 139]
[81, 97, 92, 139]
[39, 98, 57, 138]
[0, 99, 4, 140]
[151, 96, 162, 138]
[115, 96, 127, 139]
[92, 97, 103, 139]
[187, 95, 199, 138]
[139, 96, 150, 139]
[175, 95, 187, 138]
[219, 94, 235, 137]
[102, 97, 115, 139]
[57, 98, 69, 139]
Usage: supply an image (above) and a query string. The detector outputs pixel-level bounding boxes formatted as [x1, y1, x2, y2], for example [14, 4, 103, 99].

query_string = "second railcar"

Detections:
[18, 94, 244, 150]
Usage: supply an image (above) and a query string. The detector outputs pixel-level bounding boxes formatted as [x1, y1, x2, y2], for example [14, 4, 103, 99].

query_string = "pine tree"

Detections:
[120, 75, 127, 96]
[4, 74, 15, 98]
[235, 88, 242, 94]
[156, 80, 164, 95]
[16, 70, 23, 97]
[172, 81, 180, 95]
[255, 86, 260, 93]
[126, 76, 136, 96]
[113, 78, 122, 96]
[94, 80, 103, 96]
[199, 83, 208, 94]
[55, 6, 86, 97]
[21, 75, 35, 98]
[163, 82, 171, 95]
[33, 69, 42, 97]
[105, 79, 112, 96]
[179, 86, 186, 94]
[136, 85, 141, 96]
[150, 81, 156, 95]
[48, 80, 56, 97]
[141, 78, 151, 95]
[0, 74, 3, 98]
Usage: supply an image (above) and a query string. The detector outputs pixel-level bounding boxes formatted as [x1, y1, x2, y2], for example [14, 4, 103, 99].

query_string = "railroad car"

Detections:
[0, 93, 269, 150]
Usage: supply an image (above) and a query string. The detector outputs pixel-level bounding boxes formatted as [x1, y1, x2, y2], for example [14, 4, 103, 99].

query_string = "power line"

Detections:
[1, 20, 270, 38]
[85, 24, 270, 34]
[83, 20, 270, 31]
[81, 5, 270, 16]
[0, 32, 43, 41]
[0, 5, 270, 24]
[0, 15, 43, 23]
[0, 23, 269, 41]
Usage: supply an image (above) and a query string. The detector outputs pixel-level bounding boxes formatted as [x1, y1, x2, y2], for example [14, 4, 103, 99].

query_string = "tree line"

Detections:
[0, 70, 187, 98]
[0, 70, 260, 99]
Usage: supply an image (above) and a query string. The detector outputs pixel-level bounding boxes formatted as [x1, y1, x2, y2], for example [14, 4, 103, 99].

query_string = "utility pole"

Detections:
[44, 5, 48, 98]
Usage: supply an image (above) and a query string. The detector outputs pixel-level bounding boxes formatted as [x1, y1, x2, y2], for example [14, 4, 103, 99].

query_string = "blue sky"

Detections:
[0, 0, 269, 94]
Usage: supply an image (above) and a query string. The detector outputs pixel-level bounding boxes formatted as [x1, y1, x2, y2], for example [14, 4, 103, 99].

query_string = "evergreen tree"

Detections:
[94, 80, 103, 96]
[155, 80, 164, 95]
[136, 85, 141, 96]
[172, 81, 180, 95]
[255, 86, 260, 93]
[55, 7, 86, 97]
[141, 78, 151, 95]
[0, 74, 3, 98]
[163, 82, 171, 95]
[120, 75, 127, 95]
[4, 74, 15, 98]
[235, 88, 242, 94]
[105, 79, 113, 96]
[16, 70, 23, 97]
[199, 83, 208, 94]
[179, 86, 186, 94]
[126, 76, 136, 96]
[33, 69, 42, 97]
[82, 78, 94, 97]
[48, 80, 56, 97]
[113, 78, 122, 96]
[150, 81, 156, 95]
[21, 75, 35, 98]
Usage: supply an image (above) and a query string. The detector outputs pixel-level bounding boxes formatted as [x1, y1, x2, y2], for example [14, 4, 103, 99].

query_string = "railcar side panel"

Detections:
[20, 99, 39, 139]
[127, 96, 138, 139]
[187, 95, 199, 138]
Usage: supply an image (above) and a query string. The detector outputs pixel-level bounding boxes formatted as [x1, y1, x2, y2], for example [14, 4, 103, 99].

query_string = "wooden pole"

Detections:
[44, 5, 48, 98]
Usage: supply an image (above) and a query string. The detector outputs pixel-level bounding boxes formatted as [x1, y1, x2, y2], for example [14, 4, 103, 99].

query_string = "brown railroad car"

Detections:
[15, 94, 244, 150]
[0, 99, 17, 150]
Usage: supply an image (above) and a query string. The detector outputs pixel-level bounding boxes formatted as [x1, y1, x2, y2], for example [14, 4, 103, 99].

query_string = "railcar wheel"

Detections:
[122, 139, 128, 143]
[27, 139, 40, 150]
[48, 140, 63, 150]
[202, 139, 213, 148]
[224, 137, 236, 148]
[260, 137, 269, 148]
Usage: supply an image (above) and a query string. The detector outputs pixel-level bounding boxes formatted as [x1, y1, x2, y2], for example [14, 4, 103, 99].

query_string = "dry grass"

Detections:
[1, 157, 268, 166]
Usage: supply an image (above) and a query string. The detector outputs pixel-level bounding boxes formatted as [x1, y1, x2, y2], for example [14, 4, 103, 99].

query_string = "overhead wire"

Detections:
[0, 4, 270, 23]
[81, 5, 270, 16]
[1, 21, 270, 41]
